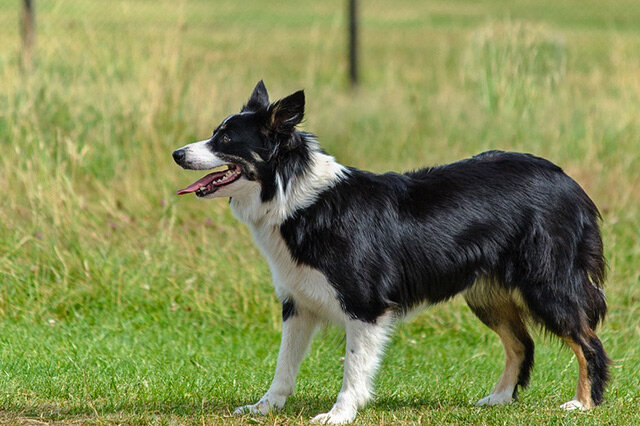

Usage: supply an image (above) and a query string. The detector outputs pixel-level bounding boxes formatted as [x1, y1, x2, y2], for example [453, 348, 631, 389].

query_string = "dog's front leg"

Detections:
[234, 302, 318, 416]
[311, 315, 393, 424]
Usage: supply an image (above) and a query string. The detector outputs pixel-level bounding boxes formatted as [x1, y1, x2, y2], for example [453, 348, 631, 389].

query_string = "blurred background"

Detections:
[1, 0, 639, 423]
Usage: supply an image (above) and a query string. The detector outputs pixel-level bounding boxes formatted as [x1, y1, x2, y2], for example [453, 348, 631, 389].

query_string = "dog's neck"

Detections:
[230, 140, 348, 227]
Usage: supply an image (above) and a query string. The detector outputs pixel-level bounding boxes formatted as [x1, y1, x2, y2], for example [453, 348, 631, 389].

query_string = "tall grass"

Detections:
[463, 21, 567, 115]
[1, 0, 639, 423]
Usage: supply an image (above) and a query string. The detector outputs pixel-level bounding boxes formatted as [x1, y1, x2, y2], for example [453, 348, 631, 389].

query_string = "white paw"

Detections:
[311, 407, 357, 424]
[559, 400, 588, 411]
[233, 401, 270, 416]
[233, 388, 289, 417]
[475, 392, 514, 406]
[233, 398, 282, 416]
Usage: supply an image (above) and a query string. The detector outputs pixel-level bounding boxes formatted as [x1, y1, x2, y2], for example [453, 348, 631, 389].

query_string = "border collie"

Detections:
[172, 81, 609, 423]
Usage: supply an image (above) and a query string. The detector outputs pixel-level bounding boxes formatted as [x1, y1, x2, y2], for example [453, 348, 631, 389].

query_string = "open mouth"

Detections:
[177, 164, 242, 197]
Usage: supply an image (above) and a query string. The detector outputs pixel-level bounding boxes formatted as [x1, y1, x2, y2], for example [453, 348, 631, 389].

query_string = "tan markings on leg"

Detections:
[465, 280, 531, 405]
[492, 324, 524, 395]
[564, 338, 594, 409]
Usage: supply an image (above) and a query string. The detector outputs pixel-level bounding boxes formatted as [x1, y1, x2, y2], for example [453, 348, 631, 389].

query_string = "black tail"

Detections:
[576, 198, 610, 405]
[578, 202, 607, 329]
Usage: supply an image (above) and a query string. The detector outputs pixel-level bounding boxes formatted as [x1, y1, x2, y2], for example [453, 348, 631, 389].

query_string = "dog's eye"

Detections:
[221, 135, 231, 144]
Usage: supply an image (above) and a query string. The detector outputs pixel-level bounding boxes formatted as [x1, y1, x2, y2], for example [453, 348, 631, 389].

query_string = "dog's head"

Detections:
[173, 81, 307, 201]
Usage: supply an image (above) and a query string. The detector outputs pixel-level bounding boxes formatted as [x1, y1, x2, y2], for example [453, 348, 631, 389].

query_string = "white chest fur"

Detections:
[248, 222, 347, 324]
[229, 145, 349, 324]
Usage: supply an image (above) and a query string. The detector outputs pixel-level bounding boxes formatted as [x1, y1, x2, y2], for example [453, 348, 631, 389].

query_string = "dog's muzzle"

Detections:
[172, 149, 186, 166]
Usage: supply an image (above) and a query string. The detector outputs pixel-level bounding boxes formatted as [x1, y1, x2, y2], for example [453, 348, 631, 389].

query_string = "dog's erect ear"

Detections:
[244, 80, 269, 111]
[267, 90, 304, 135]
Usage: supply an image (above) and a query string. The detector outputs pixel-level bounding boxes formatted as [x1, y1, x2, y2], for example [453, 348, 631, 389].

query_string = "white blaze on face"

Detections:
[177, 139, 226, 170]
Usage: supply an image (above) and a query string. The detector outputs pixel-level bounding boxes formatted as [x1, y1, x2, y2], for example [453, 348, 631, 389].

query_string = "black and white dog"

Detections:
[173, 81, 609, 423]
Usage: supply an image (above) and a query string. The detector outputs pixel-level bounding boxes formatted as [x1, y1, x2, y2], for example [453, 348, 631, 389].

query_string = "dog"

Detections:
[172, 81, 610, 423]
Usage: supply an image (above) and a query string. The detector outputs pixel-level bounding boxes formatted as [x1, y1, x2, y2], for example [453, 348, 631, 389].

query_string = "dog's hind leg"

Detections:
[526, 301, 610, 410]
[311, 314, 394, 424]
[234, 302, 319, 416]
[558, 330, 609, 410]
[560, 336, 593, 410]
[515, 280, 609, 409]
[465, 282, 534, 406]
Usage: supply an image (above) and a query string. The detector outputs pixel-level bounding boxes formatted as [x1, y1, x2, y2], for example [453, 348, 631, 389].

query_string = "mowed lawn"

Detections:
[1, 0, 640, 424]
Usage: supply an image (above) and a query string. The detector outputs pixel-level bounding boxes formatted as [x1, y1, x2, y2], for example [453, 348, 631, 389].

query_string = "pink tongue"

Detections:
[176, 171, 221, 195]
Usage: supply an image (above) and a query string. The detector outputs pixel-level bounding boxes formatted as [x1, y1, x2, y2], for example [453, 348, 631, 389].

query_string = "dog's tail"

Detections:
[573, 195, 610, 406]
[578, 196, 607, 330]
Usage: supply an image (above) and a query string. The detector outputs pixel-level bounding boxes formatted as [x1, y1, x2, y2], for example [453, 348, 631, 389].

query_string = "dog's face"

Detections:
[173, 81, 305, 200]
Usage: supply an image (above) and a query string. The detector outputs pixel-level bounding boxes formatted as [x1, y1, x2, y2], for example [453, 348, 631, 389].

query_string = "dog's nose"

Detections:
[172, 149, 185, 164]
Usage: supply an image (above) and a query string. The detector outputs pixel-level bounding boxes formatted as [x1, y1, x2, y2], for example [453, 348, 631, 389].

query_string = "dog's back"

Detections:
[282, 150, 605, 321]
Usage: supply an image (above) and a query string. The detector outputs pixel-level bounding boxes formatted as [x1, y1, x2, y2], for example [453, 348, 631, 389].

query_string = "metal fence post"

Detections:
[348, 0, 358, 86]
[21, 0, 35, 70]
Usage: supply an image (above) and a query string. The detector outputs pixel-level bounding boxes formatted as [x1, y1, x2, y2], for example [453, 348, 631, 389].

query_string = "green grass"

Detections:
[1, 0, 640, 423]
